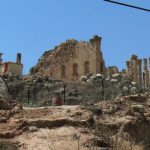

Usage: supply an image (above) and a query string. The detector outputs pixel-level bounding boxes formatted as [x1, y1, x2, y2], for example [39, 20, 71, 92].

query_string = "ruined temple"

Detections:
[31, 35, 106, 80]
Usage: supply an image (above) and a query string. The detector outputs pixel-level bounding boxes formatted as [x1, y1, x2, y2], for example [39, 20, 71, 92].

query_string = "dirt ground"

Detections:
[15, 127, 94, 150]
[0, 94, 150, 150]
[0, 106, 96, 150]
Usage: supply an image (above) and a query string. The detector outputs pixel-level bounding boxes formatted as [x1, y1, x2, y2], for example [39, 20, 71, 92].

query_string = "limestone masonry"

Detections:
[31, 35, 106, 80]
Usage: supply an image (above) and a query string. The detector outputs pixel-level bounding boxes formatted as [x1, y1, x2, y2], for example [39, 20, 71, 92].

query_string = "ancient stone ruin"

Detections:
[30, 35, 106, 80]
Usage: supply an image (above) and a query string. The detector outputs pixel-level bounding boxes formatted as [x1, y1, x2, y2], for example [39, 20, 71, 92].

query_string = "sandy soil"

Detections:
[15, 127, 93, 150]
[0, 105, 95, 150]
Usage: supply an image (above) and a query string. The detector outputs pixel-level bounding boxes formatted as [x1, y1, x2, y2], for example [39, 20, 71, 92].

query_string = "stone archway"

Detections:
[72, 63, 79, 80]
[84, 61, 89, 75]
[60, 65, 66, 78]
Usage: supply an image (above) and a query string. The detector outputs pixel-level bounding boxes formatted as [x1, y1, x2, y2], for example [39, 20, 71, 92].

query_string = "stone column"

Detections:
[90, 35, 104, 74]
[126, 61, 130, 78]
[137, 59, 142, 87]
[126, 55, 143, 87]
[143, 58, 149, 88]
[132, 55, 138, 83]
[149, 57, 150, 69]
[126, 61, 132, 79]
[143, 58, 148, 70]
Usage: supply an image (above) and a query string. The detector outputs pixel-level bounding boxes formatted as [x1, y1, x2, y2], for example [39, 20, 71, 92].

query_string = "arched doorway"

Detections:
[72, 63, 79, 80]
[84, 61, 89, 75]
[60, 65, 66, 78]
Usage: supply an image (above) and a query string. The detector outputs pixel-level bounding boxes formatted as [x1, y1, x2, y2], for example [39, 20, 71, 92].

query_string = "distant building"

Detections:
[0, 53, 23, 75]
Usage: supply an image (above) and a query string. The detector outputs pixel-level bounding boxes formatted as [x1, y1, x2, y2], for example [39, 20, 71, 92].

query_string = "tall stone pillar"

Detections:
[137, 59, 142, 87]
[143, 58, 149, 88]
[90, 35, 105, 74]
[132, 55, 138, 83]
[126, 55, 143, 87]
[126, 61, 132, 79]
[149, 57, 150, 69]
[143, 58, 148, 70]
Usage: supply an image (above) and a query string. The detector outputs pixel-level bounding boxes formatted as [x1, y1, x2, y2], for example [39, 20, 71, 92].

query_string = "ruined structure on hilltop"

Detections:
[126, 55, 150, 88]
[0, 53, 23, 75]
[31, 35, 106, 80]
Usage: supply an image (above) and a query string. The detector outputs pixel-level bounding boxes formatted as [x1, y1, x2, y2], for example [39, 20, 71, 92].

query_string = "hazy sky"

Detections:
[0, 0, 149, 74]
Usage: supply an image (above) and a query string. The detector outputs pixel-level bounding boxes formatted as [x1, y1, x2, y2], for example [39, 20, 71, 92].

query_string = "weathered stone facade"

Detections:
[0, 53, 23, 75]
[31, 35, 106, 80]
[126, 55, 150, 88]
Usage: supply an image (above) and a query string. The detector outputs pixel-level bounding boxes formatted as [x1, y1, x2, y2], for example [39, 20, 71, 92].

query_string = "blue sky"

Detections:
[0, 0, 149, 74]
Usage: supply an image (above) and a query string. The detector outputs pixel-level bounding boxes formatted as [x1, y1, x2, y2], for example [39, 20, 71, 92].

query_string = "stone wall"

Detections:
[0, 53, 23, 75]
[31, 35, 105, 81]
[5, 63, 23, 75]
